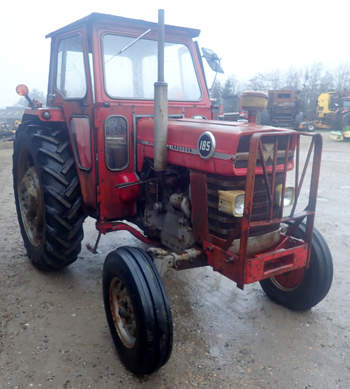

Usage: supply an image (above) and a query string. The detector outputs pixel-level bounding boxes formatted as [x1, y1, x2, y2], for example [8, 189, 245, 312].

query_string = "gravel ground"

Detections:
[0, 135, 349, 389]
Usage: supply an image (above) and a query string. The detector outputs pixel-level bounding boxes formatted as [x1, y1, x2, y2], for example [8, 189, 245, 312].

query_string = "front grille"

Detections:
[207, 174, 283, 240]
[235, 134, 293, 169]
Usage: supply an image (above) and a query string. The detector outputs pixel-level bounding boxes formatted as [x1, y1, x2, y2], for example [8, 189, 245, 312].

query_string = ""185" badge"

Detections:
[197, 131, 216, 159]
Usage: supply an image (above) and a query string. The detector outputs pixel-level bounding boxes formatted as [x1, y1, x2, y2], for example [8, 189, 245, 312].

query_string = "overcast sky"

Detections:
[1, 0, 349, 108]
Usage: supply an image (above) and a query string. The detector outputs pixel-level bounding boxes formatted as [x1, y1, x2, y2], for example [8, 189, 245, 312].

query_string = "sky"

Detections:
[1, 0, 350, 108]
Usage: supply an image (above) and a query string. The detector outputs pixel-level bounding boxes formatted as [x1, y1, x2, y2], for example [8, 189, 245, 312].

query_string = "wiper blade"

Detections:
[106, 28, 152, 63]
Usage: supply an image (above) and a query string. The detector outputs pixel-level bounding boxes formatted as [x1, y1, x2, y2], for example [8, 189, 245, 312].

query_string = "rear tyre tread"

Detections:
[34, 133, 60, 145]
[13, 123, 85, 271]
[66, 198, 82, 220]
[62, 158, 75, 175]
[57, 141, 69, 154]
[46, 187, 72, 208]
[38, 147, 65, 163]
[43, 166, 69, 186]
[64, 176, 79, 197]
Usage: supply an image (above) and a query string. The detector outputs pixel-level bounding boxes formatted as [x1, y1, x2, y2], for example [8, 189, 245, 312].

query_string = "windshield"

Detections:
[102, 34, 201, 101]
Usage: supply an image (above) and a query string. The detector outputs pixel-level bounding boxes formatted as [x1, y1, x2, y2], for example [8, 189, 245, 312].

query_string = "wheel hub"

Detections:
[271, 268, 305, 292]
[18, 166, 44, 247]
[109, 277, 136, 348]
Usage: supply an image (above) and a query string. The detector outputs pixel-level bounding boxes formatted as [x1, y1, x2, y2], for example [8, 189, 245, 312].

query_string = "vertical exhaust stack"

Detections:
[154, 9, 168, 171]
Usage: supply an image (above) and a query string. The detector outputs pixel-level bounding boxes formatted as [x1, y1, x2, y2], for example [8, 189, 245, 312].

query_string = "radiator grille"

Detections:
[207, 174, 283, 240]
[235, 135, 293, 169]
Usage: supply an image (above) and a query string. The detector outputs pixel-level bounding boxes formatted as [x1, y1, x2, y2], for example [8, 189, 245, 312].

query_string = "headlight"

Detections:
[276, 185, 294, 207]
[218, 190, 245, 217]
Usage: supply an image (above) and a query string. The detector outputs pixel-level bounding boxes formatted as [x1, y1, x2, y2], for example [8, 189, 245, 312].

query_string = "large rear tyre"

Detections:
[260, 223, 333, 311]
[13, 123, 85, 271]
[103, 246, 173, 375]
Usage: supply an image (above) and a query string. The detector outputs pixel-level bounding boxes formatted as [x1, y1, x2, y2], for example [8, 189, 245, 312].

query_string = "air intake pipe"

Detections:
[154, 9, 168, 171]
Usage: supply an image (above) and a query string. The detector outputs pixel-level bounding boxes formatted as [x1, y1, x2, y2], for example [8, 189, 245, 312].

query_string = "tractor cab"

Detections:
[44, 13, 212, 221]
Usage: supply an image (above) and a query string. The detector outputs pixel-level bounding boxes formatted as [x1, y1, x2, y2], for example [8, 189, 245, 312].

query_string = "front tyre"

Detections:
[13, 123, 85, 270]
[260, 223, 333, 310]
[103, 247, 173, 375]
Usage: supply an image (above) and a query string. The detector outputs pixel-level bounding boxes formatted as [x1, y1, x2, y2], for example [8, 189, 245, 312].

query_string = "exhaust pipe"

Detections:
[154, 9, 168, 171]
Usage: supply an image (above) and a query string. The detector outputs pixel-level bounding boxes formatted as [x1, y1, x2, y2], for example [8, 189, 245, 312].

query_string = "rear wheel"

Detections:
[260, 223, 333, 310]
[103, 246, 173, 375]
[13, 122, 85, 270]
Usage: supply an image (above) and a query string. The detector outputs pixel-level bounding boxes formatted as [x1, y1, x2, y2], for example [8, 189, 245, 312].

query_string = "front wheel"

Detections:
[103, 247, 173, 375]
[260, 223, 333, 310]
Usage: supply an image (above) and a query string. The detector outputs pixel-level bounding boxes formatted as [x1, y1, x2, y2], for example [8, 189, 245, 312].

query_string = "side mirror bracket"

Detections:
[201, 48, 224, 74]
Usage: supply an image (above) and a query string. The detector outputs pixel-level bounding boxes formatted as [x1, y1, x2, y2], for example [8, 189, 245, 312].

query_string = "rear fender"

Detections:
[22, 108, 65, 123]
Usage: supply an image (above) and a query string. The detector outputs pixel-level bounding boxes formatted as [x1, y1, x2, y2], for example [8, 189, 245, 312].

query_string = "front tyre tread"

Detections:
[103, 246, 173, 375]
[260, 223, 333, 311]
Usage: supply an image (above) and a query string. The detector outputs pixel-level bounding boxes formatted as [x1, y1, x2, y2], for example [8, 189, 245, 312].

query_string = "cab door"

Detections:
[48, 29, 97, 215]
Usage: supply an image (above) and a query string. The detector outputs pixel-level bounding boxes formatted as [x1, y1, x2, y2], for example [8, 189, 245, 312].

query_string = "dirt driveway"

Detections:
[0, 136, 349, 389]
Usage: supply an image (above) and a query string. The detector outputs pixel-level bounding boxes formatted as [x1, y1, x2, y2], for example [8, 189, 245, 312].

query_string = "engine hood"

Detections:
[136, 118, 291, 176]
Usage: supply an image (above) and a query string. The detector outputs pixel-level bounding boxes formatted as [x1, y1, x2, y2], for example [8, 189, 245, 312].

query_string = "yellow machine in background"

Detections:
[299, 92, 350, 133]
[317, 92, 339, 120]
[317, 92, 350, 141]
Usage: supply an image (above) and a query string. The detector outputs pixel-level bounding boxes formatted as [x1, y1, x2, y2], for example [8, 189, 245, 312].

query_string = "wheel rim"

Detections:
[271, 268, 305, 292]
[109, 277, 137, 349]
[18, 165, 44, 247]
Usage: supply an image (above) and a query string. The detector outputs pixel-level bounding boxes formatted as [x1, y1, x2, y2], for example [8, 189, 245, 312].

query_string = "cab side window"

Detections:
[56, 35, 87, 99]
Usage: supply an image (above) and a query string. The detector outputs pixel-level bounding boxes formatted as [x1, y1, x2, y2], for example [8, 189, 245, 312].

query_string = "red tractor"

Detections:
[13, 11, 332, 375]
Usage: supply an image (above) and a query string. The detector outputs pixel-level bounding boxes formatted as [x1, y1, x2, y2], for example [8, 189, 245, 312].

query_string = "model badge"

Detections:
[197, 131, 216, 159]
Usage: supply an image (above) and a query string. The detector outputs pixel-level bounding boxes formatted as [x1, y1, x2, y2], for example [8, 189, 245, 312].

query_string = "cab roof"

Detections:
[46, 12, 200, 39]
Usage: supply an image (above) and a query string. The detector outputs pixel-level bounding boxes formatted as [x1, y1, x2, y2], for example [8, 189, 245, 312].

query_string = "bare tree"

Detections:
[247, 70, 283, 91]
[298, 63, 324, 118]
[333, 63, 350, 96]
[248, 73, 268, 90]
[213, 62, 350, 117]
[221, 76, 240, 112]
[268, 70, 282, 89]
[210, 80, 223, 101]
[222, 76, 239, 97]
[319, 71, 334, 93]
[284, 67, 302, 90]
